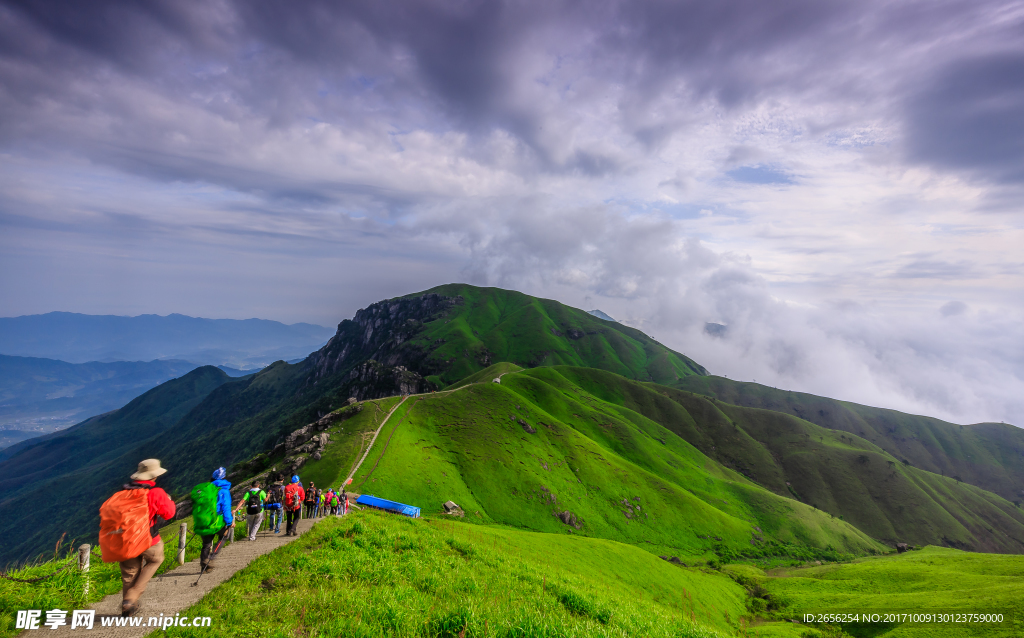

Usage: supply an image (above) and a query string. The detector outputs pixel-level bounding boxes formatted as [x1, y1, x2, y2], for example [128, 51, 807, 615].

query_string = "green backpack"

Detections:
[190, 482, 225, 536]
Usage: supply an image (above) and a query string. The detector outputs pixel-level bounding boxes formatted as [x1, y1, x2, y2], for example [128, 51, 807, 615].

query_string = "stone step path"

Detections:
[41, 516, 324, 637]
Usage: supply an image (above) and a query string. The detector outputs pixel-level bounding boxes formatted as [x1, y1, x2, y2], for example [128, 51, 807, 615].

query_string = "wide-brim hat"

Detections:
[131, 459, 167, 481]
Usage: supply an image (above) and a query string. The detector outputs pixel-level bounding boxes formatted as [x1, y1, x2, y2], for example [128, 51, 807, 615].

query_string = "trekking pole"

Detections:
[192, 533, 227, 587]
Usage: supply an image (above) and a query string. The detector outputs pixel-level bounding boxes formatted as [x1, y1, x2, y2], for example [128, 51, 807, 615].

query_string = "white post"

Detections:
[78, 543, 90, 572]
[78, 544, 90, 598]
[177, 522, 187, 565]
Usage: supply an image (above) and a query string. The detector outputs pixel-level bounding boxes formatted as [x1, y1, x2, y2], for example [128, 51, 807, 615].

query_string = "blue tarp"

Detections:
[356, 495, 421, 518]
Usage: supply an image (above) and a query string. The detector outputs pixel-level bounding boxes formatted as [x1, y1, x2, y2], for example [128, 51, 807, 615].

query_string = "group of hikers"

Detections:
[238, 477, 350, 541]
[98, 458, 350, 618]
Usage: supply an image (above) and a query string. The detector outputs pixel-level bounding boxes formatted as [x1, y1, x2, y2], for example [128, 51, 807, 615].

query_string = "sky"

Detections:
[0, 0, 1022, 426]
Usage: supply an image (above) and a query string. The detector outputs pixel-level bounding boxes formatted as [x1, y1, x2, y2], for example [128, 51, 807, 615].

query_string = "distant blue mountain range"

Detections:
[0, 355, 254, 447]
[0, 312, 334, 447]
[0, 312, 334, 368]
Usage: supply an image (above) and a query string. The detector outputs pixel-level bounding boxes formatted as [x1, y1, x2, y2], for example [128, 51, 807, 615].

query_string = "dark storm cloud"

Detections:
[5, 0, 1010, 188]
[907, 52, 1024, 183]
[3, 0, 1024, 425]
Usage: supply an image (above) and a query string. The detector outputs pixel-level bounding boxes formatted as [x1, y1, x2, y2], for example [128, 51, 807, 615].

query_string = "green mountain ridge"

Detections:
[673, 376, 1024, 503]
[307, 365, 1024, 555]
[0, 283, 1022, 571]
[322, 366, 884, 559]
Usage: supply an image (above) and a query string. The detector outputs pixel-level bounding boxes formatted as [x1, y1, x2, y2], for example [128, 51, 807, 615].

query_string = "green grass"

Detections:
[404, 284, 707, 388]
[673, 376, 1024, 504]
[159, 508, 746, 637]
[348, 367, 883, 561]
[641, 383, 1024, 553]
[300, 396, 405, 490]
[447, 362, 525, 390]
[761, 546, 1024, 637]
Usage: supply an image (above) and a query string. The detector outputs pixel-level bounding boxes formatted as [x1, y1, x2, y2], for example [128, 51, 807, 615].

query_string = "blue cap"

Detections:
[212, 467, 226, 481]
[291, 475, 300, 483]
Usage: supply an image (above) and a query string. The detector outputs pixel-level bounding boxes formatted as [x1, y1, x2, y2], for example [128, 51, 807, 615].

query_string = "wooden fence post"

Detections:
[178, 522, 187, 565]
[78, 544, 90, 572]
[78, 544, 90, 599]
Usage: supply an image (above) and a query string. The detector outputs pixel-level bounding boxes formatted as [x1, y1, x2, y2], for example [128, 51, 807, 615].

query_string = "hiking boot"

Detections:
[121, 601, 141, 618]
[201, 561, 216, 573]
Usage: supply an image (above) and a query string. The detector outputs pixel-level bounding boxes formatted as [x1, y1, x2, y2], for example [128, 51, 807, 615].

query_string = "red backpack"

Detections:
[285, 485, 302, 510]
[98, 486, 151, 563]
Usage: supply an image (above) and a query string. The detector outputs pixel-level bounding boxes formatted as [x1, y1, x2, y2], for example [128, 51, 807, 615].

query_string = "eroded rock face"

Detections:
[341, 360, 431, 399]
[306, 293, 463, 391]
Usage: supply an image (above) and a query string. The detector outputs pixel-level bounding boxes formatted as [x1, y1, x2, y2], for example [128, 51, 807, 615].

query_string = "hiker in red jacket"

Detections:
[118, 459, 175, 618]
[284, 475, 305, 536]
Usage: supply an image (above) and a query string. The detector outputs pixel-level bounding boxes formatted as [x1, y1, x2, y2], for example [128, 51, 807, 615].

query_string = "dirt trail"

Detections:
[343, 395, 408, 485]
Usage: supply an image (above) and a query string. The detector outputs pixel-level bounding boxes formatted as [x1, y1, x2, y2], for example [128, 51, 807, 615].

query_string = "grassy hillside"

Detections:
[0, 366, 232, 565]
[762, 546, 1024, 637]
[534, 369, 1024, 552]
[403, 284, 707, 388]
[334, 367, 883, 561]
[674, 376, 1024, 503]
[447, 361, 524, 389]
[166, 510, 760, 638]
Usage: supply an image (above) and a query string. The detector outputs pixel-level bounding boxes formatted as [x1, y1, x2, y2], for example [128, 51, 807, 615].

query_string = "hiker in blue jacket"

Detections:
[199, 467, 234, 572]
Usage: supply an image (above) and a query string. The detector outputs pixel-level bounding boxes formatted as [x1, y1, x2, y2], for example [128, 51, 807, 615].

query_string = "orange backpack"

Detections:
[98, 487, 151, 563]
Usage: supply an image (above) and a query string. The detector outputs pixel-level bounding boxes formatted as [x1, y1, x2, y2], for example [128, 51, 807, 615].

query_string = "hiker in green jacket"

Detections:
[241, 481, 266, 541]
[191, 467, 235, 572]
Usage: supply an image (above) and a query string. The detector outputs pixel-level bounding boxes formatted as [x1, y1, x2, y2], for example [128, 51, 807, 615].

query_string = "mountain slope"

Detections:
[525, 368, 1024, 552]
[0, 366, 232, 564]
[0, 355, 201, 438]
[4, 283, 1022, 567]
[308, 284, 705, 396]
[152, 286, 708, 496]
[673, 376, 1024, 503]
[321, 366, 884, 560]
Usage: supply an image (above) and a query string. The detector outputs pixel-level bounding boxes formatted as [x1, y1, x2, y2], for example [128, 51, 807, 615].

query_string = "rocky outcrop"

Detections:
[556, 510, 582, 529]
[285, 403, 362, 454]
[518, 418, 536, 434]
[341, 360, 431, 400]
[306, 293, 462, 389]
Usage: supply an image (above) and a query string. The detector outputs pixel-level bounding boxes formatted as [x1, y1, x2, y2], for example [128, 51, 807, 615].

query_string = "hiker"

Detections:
[343, 493, 349, 516]
[98, 459, 175, 618]
[304, 482, 316, 518]
[330, 489, 340, 515]
[241, 481, 266, 541]
[191, 467, 234, 573]
[322, 487, 333, 515]
[314, 488, 323, 517]
[264, 480, 284, 533]
[284, 475, 305, 536]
